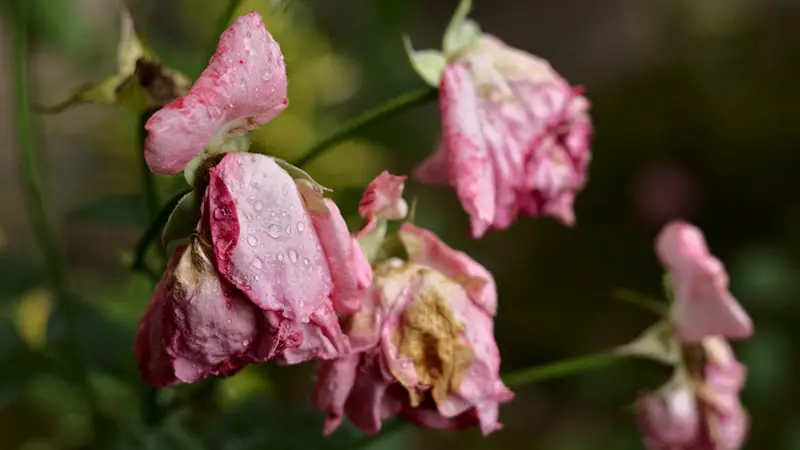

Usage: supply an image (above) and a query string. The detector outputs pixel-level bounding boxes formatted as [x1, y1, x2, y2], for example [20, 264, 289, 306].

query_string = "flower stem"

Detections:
[139, 111, 160, 221]
[613, 288, 668, 315]
[12, 0, 93, 398]
[132, 188, 190, 280]
[501, 352, 631, 388]
[293, 87, 438, 168]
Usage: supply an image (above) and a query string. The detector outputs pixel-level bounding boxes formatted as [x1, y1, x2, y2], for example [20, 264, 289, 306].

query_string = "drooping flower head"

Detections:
[312, 173, 512, 436]
[135, 153, 364, 385]
[617, 221, 752, 449]
[135, 12, 363, 386]
[406, 0, 592, 237]
[144, 11, 289, 174]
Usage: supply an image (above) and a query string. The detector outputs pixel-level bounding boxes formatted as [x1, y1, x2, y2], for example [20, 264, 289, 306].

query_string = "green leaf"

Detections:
[273, 157, 333, 192]
[162, 190, 201, 250]
[184, 136, 251, 187]
[68, 194, 148, 227]
[442, 0, 481, 55]
[0, 253, 46, 302]
[402, 35, 446, 87]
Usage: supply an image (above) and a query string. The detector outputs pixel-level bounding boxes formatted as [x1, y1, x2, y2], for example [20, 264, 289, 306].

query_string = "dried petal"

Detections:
[356, 171, 409, 236]
[144, 12, 288, 173]
[656, 221, 753, 343]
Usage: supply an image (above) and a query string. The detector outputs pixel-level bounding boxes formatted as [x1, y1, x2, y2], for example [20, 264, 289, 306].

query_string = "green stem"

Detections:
[139, 111, 160, 221]
[613, 288, 668, 315]
[132, 189, 190, 280]
[502, 352, 631, 388]
[12, 0, 93, 398]
[293, 87, 438, 168]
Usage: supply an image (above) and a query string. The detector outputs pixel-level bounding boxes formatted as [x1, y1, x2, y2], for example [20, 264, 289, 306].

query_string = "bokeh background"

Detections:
[1, 0, 799, 448]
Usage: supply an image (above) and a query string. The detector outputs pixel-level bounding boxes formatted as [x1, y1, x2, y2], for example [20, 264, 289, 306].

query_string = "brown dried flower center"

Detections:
[392, 269, 474, 407]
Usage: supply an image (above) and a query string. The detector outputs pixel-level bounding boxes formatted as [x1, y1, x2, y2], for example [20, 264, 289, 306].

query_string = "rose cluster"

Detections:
[127, 4, 753, 447]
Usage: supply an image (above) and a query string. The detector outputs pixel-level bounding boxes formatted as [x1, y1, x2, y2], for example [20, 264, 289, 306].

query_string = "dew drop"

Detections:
[236, 157, 245, 165]
[280, 211, 288, 218]
[285, 224, 292, 236]
[213, 208, 225, 219]
[208, 105, 222, 119]
[288, 249, 298, 263]
[244, 212, 253, 220]
[266, 224, 282, 238]
[297, 222, 305, 232]
[254, 201, 264, 211]
[247, 235, 258, 247]
[277, 252, 285, 261]
[227, 319, 232, 324]
[242, 339, 250, 347]
[262, 72, 270, 81]
[252, 257, 263, 269]
[303, 257, 310, 266]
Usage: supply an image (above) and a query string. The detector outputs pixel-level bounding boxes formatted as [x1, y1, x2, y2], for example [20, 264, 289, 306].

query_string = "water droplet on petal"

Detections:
[236, 156, 245, 165]
[242, 339, 250, 347]
[297, 222, 305, 232]
[285, 225, 292, 236]
[277, 252, 285, 262]
[208, 106, 222, 119]
[266, 224, 282, 238]
[254, 201, 264, 212]
[288, 249, 298, 263]
[227, 319, 232, 324]
[303, 257, 310, 266]
[252, 257, 263, 269]
[244, 212, 253, 220]
[262, 72, 270, 81]
[247, 235, 258, 247]
[213, 208, 225, 219]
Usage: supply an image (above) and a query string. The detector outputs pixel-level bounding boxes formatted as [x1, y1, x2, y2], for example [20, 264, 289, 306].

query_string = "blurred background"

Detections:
[1, 0, 799, 448]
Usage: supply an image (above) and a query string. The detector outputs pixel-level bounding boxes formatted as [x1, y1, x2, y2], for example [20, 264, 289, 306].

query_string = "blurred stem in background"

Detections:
[11, 0, 94, 406]
[501, 352, 632, 387]
[293, 87, 438, 167]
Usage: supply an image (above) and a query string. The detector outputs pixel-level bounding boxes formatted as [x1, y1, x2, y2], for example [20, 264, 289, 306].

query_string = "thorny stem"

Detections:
[12, 0, 94, 404]
[139, 111, 160, 220]
[293, 87, 438, 168]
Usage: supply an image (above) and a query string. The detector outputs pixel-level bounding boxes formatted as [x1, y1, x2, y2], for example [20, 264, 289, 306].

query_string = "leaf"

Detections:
[68, 194, 149, 227]
[0, 253, 46, 302]
[184, 136, 251, 187]
[162, 190, 201, 250]
[442, 0, 481, 55]
[402, 35, 446, 87]
[273, 157, 333, 193]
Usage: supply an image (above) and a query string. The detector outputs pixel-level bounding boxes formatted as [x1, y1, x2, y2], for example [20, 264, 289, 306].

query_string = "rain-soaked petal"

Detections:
[144, 12, 288, 173]
[206, 153, 333, 322]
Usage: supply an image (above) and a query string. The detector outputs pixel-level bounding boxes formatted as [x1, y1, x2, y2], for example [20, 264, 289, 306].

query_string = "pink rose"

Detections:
[414, 36, 592, 237]
[144, 12, 288, 174]
[313, 173, 512, 436]
[135, 153, 361, 386]
[636, 338, 749, 450]
[656, 221, 753, 343]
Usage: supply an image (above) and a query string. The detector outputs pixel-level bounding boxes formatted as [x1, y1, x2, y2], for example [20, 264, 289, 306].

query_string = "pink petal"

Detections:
[310, 199, 362, 314]
[311, 355, 360, 436]
[206, 153, 334, 322]
[412, 142, 449, 185]
[656, 221, 753, 342]
[357, 171, 409, 222]
[144, 12, 288, 173]
[278, 301, 350, 364]
[342, 349, 403, 435]
[440, 63, 495, 238]
[135, 243, 262, 387]
[399, 223, 497, 315]
[636, 385, 701, 448]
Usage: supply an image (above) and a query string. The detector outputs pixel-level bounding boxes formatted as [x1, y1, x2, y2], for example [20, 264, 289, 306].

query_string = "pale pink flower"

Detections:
[415, 36, 591, 237]
[144, 12, 288, 174]
[636, 338, 749, 450]
[135, 153, 360, 385]
[355, 171, 409, 237]
[312, 222, 512, 436]
[656, 221, 753, 343]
